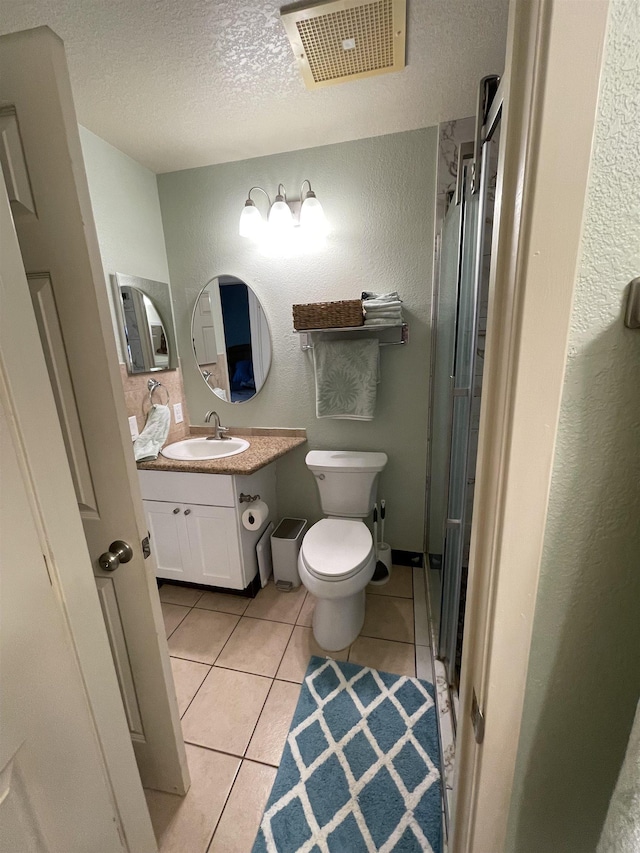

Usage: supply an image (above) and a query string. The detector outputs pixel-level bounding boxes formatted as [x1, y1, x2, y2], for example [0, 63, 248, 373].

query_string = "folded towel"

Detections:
[364, 317, 404, 326]
[363, 299, 403, 310]
[133, 404, 171, 461]
[364, 300, 404, 324]
[364, 308, 402, 320]
[362, 290, 400, 302]
[598, 699, 640, 853]
[313, 339, 380, 420]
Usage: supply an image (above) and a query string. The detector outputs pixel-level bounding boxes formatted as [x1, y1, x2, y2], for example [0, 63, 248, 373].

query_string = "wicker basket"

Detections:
[292, 299, 364, 330]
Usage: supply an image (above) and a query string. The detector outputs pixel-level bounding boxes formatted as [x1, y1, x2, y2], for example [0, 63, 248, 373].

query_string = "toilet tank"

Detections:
[306, 450, 388, 518]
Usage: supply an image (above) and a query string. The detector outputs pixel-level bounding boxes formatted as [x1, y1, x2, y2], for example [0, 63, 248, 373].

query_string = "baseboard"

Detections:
[391, 549, 424, 567]
[156, 576, 261, 598]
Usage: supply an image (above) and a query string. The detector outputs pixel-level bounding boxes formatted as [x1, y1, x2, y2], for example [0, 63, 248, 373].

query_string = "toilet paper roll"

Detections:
[241, 500, 269, 531]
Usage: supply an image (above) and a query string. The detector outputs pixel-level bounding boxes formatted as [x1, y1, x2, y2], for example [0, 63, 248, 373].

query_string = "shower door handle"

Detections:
[442, 375, 456, 536]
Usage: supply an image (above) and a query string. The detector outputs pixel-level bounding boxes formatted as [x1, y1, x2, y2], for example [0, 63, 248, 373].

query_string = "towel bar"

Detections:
[295, 322, 408, 352]
[147, 378, 170, 406]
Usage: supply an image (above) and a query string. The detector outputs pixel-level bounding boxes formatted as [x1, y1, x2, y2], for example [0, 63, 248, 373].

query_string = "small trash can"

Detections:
[271, 518, 308, 590]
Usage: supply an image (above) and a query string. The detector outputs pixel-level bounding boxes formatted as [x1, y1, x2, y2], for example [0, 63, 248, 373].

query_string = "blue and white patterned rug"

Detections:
[252, 656, 442, 853]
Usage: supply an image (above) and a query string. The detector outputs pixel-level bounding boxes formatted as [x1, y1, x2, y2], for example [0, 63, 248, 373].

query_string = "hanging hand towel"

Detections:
[313, 339, 380, 420]
[133, 404, 171, 461]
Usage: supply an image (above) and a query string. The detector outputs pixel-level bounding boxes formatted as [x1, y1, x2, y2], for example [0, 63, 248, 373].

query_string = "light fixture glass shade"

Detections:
[268, 198, 294, 234]
[239, 201, 265, 239]
[300, 194, 329, 236]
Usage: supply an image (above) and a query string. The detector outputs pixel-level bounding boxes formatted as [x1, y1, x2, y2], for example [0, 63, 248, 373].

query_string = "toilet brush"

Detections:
[370, 502, 390, 584]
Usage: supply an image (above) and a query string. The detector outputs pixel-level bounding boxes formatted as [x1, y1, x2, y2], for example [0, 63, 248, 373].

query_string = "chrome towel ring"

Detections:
[147, 378, 170, 407]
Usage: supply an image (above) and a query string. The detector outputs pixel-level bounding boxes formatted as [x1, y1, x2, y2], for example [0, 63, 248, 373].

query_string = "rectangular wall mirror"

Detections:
[112, 272, 178, 374]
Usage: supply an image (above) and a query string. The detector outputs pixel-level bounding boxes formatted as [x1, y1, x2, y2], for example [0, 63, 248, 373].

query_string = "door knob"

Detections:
[173, 507, 180, 514]
[184, 508, 191, 515]
[98, 540, 134, 572]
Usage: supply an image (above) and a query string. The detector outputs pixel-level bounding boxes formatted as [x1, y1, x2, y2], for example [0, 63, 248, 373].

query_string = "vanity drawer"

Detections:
[138, 470, 235, 507]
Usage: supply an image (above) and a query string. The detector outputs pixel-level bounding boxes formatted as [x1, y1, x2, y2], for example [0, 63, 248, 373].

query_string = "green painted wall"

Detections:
[80, 126, 171, 362]
[507, 2, 640, 849]
[157, 129, 437, 551]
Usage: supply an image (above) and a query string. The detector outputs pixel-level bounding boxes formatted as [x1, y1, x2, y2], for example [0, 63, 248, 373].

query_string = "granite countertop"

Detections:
[137, 432, 307, 476]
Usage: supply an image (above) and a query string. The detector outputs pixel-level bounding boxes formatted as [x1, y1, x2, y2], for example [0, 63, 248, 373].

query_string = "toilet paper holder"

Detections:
[239, 492, 261, 504]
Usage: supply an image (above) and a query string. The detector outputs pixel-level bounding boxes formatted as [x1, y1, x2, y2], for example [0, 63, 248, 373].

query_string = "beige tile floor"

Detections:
[149, 564, 433, 852]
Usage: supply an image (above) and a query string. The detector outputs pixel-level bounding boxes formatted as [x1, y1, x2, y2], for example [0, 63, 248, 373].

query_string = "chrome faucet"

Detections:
[204, 410, 229, 440]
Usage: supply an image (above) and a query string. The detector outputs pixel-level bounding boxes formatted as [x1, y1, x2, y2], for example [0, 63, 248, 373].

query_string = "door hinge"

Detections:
[471, 689, 485, 744]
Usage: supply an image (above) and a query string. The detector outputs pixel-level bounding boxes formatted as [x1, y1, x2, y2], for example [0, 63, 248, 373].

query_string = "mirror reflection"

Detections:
[114, 273, 177, 374]
[192, 275, 271, 403]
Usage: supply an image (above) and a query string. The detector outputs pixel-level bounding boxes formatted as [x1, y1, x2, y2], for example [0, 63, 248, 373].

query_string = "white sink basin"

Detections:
[161, 436, 250, 461]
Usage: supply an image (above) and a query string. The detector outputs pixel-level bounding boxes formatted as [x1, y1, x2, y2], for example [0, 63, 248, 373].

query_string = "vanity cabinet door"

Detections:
[184, 505, 243, 590]
[143, 500, 193, 582]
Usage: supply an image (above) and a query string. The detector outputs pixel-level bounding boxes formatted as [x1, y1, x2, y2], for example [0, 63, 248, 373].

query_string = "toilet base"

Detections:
[312, 589, 366, 651]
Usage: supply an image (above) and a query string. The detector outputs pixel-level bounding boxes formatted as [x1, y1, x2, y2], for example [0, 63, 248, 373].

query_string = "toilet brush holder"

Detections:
[370, 543, 392, 585]
[378, 543, 392, 573]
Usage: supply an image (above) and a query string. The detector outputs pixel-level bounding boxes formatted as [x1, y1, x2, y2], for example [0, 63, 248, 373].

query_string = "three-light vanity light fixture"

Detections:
[239, 180, 328, 241]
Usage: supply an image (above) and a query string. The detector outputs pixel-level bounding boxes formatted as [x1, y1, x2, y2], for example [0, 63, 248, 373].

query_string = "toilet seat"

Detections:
[300, 518, 373, 582]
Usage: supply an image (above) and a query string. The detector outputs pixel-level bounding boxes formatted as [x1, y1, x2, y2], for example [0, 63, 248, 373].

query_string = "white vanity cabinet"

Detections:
[138, 464, 276, 591]
[141, 500, 239, 587]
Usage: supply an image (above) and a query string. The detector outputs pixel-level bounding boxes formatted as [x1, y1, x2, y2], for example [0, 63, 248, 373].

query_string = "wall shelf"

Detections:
[294, 322, 408, 351]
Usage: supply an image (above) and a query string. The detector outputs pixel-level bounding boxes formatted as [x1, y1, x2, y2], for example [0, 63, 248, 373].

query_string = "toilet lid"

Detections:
[302, 519, 373, 581]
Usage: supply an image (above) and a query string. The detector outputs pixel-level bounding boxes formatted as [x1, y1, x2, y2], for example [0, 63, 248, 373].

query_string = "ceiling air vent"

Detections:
[280, 0, 406, 90]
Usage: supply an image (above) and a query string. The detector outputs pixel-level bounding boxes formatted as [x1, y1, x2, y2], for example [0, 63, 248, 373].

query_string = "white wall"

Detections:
[507, 1, 640, 849]
[79, 127, 171, 361]
[157, 129, 437, 551]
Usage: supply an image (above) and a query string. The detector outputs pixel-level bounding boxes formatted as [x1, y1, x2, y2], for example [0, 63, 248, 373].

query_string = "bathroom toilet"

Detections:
[298, 450, 388, 651]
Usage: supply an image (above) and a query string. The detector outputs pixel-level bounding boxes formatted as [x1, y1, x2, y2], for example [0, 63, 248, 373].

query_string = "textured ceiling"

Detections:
[0, 1, 509, 173]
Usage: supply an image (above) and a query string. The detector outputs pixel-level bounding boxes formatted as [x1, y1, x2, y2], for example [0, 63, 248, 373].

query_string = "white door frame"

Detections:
[451, 1, 610, 850]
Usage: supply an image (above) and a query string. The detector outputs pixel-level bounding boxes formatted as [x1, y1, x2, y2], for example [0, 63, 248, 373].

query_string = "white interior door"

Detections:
[0, 378, 124, 853]
[0, 26, 188, 796]
[193, 290, 218, 364]
[0, 174, 155, 851]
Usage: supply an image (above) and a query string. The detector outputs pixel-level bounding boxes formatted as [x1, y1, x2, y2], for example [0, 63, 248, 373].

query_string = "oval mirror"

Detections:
[192, 275, 272, 403]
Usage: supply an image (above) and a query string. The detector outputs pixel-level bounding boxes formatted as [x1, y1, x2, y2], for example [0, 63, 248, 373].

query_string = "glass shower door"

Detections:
[426, 75, 502, 699]
[426, 198, 462, 639]
[438, 163, 480, 686]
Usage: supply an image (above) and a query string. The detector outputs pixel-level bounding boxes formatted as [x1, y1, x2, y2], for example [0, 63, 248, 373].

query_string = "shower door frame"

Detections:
[436, 76, 502, 694]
